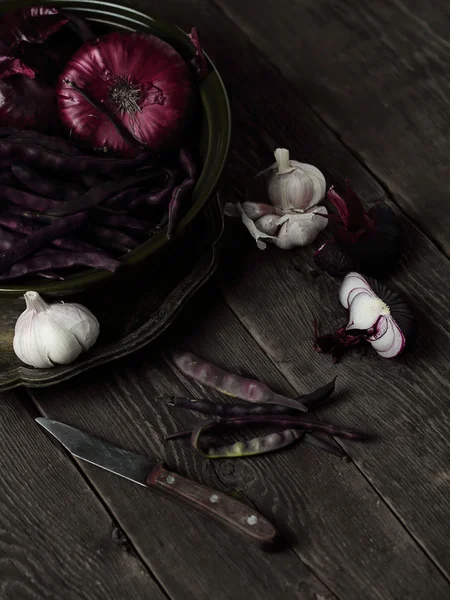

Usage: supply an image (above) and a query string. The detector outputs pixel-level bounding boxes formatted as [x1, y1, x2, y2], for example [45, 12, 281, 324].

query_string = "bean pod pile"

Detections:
[0, 128, 197, 282]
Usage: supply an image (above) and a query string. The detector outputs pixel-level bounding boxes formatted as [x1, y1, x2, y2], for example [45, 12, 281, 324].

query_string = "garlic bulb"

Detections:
[13, 291, 100, 368]
[266, 148, 326, 211]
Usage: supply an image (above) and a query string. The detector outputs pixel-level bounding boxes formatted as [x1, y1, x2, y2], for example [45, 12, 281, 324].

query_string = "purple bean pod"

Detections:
[11, 164, 79, 201]
[47, 168, 164, 216]
[0, 139, 154, 175]
[0, 212, 88, 274]
[170, 350, 308, 411]
[166, 415, 368, 441]
[6, 206, 56, 225]
[0, 184, 66, 213]
[86, 226, 140, 251]
[0, 128, 82, 155]
[167, 150, 197, 238]
[97, 213, 154, 232]
[191, 419, 304, 459]
[129, 170, 178, 210]
[0, 249, 119, 280]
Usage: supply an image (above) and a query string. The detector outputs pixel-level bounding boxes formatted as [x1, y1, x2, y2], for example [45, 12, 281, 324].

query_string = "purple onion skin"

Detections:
[314, 204, 403, 277]
[0, 77, 60, 134]
[56, 31, 194, 157]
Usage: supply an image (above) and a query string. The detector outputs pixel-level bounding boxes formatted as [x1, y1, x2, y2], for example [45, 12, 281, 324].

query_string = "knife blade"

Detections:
[36, 418, 278, 544]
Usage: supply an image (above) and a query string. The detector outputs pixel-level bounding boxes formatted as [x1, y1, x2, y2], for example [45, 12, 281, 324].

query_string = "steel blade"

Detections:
[36, 418, 153, 486]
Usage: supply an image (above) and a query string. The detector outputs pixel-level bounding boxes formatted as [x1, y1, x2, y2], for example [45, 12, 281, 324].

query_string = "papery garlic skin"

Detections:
[266, 148, 326, 212]
[13, 291, 100, 368]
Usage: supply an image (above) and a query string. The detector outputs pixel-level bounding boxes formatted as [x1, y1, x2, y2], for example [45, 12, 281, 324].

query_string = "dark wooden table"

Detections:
[1, 1, 449, 598]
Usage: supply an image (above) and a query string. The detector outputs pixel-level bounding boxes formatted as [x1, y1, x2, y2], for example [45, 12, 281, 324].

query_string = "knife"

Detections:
[36, 418, 278, 544]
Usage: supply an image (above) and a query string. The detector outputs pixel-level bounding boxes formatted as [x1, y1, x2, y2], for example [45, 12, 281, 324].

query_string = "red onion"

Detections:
[56, 32, 194, 156]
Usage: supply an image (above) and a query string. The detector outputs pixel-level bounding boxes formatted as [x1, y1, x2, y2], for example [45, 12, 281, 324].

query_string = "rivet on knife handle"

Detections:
[147, 463, 278, 544]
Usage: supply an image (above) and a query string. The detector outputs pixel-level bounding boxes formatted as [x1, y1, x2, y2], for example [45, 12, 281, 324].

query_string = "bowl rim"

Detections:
[0, 0, 231, 296]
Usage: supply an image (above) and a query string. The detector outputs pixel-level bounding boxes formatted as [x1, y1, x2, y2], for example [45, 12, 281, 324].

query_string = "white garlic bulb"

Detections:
[266, 148, 326, 211]
[13, 291, 100, 368]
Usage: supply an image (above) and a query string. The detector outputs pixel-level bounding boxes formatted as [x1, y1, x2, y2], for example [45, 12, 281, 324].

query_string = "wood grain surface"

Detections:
[28, 291, 450, 599]
[28, 356, 336, 600]
[0, 393, 167, 600]
[213, 0, 450, 256]
[0, 0, 449, 599]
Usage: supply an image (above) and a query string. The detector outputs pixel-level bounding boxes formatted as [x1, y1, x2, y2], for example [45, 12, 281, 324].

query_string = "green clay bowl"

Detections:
[0, 0, 231, 298]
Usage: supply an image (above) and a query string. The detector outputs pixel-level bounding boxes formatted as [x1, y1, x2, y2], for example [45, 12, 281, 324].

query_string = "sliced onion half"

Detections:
[339, 272, 375, 308]
[367, 315, 389, 341]
[346, 291, 388, 331]
[372, 318, 406, 358]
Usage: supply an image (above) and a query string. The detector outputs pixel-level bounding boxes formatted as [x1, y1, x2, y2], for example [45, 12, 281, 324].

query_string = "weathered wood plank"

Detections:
[125, 0, 450, 576]
[211, 0, 450, 255]
[27, 349, 337, 600]
[216, 221, 450, 577]
[0, 393, 168, 600]
[28, 288, 450, 600]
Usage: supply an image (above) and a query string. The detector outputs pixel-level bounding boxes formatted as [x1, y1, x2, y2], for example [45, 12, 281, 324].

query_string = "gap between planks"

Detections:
[212, 280, 450, 583]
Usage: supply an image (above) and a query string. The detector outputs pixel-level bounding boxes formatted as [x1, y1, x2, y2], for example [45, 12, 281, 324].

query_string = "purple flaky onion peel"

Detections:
[314, 181, 403, 277]
[315, 272, 416, 362]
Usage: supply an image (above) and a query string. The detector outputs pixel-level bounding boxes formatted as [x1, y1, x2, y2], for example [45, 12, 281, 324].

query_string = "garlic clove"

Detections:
[235, 202, 277, 250]
[49, 304, 99, 351]
[274, 207, 328, 250]
[39, 314, 85, 365]
[339, 272, 375, 308]
[241, 201, 278, 220]
[255, 213, 283, 235]
[224, 201, 276, 221]
[346, 291, 390, 331]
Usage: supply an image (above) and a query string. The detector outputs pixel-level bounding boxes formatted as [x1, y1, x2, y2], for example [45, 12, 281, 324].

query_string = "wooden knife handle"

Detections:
[146, 463, 278, 544]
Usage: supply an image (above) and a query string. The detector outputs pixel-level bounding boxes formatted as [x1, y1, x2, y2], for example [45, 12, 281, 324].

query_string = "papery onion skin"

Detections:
[314, 182, 403, 277]
[0, 6, 92, 132]
[56, 32, 194, 156]
[0, 76, 60, 133]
